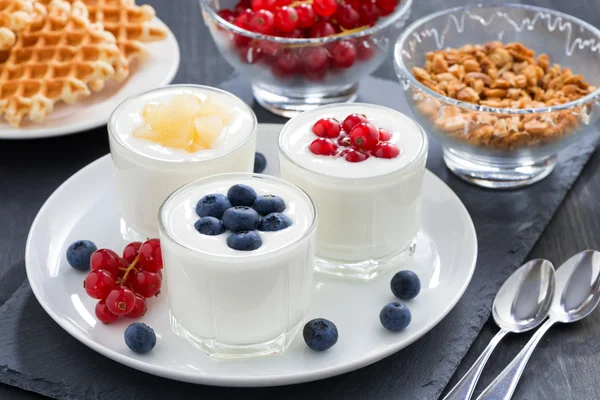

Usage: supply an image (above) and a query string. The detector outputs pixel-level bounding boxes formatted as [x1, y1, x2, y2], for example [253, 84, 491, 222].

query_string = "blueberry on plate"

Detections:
[194, 216, 225, 236]
[227, 231, 262, 251]
[196, 193, 232, 219]
[124, 322, 156, 354]
[258, 212, 292, 232]
[379, 302, 411, 332]
[254, 152, 267, 173]
[222, 206, 260, 232]
[303, 318, 338, 351]
[390, 270, 421, 300]
[252, 195, 286, 216]
[227, 184, 257, 207]
[66, 240, 97, 271]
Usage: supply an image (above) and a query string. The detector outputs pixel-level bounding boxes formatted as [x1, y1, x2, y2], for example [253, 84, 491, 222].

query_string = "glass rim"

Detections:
[278, 102, 428, 181]
[199, 0, 412, 45]
[393, 2, 600, 115]
[107, 84, 257, 164]
[158, 172, 319, 260]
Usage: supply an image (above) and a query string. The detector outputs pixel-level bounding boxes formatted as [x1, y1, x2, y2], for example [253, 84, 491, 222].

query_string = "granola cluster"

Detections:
[411, 41, 596, 150]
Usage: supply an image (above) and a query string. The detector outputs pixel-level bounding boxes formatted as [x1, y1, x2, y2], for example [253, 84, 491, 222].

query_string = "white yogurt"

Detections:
[278, 103, 428, 279]
[159, 173, 317, 358]
[108, 85, 257, 240]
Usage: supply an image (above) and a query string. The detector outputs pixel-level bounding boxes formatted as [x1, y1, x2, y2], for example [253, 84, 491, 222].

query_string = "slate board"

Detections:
[0, 75, 598, 400]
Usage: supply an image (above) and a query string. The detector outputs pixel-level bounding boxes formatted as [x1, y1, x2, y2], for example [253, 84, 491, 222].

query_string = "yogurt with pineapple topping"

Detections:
[108, 84, 257, 240]
[278, 103, 428, 280]
[159, 173, 317, 358]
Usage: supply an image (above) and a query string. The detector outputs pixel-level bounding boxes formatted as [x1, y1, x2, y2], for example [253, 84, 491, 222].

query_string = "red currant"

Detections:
[309, 138, 338, 155]
[217, 9, 236, 23]
[342, 113, 368, 132]
[377, 0, 399, 16]
[258, 39, 279, 56]
[234, 9, 253, 28]
[251, 0, 276, 12]
[234, 0, 252, 13]
[139, 239, 163, 272]
[350, 122, 380, 150]
[295, 4, 316, 28]
[90, 249, 120, 277]
[250, 10, 275, 35]
[372, 142, 400, 158]
[106, 286, 136, 315]
[336, 4, 360, 29]
[281, 28, 303, 38]
[301, 47, 329, 72]
[95, 300, 118, 323]
[344, 148, 369, 162]
[331, 40, 357, 68]
[312, 118, 342, 138]
[358, 2, 380, 26]
[239, 44, 264, 64]
[122, 242, 142, 264]
[275, 49, 299, 74]
[276, 0, 292, 5]
[337, 135, 351, 146]
[356, 39, 376, 60]
[84, 270, 116, 300]
[309, 20, 335, 38]
[125, 293, 147, 319]
[274, 6, 298, 33]
[312, 0, 337, 17]
[131, 271, 162, 298]
[344, 0, 361, 8]
[378, 128, 392, 141]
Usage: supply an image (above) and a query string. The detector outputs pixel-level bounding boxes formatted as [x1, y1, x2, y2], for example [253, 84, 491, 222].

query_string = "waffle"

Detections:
[0, 0, 127, 126]
[0, 0, 46, 50]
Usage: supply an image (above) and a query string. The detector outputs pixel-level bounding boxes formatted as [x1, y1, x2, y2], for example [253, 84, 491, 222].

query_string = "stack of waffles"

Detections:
[0, 0, 167, 127]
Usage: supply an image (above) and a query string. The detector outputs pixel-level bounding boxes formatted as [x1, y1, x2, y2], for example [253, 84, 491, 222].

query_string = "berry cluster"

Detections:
[308, 113, 400, 162]
[380, 270, 420, 331]
[83, 239, 163, 324]
[217, 0, 403, 79]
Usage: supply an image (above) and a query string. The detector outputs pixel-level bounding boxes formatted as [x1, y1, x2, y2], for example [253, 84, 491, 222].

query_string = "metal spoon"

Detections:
[476, 250, 600, 400]
[442, 259, 555, 400]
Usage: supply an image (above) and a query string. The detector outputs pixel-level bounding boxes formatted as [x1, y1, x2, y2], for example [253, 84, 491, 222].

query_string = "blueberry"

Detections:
[379, 302, 411, 332]
[254, 152, 267, 173]
[222, 206, 260, 232]
[390, 270, 421, 300]
[227, 231, 262, 251]
[252, 195, 286, 216]
[194, 216, 225, 236]
[196, 193, 232, 219]
[227, 184, 257, 207]
[66, 240, 97, 271]
[258, 212, 292, 232]
[303, 318, 338, 351]
[124, 322, 156, 354]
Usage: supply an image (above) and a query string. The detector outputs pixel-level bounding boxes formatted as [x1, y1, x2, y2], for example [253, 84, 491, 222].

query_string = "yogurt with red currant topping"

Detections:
[158, 173, 317, 358]
[278, 103, 428, 280]
[108, 85, 257, 240]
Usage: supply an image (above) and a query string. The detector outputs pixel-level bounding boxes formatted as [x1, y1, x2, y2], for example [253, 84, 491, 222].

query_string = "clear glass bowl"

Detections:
[200, 0, 412, 117]
[394, 3, 600, 188]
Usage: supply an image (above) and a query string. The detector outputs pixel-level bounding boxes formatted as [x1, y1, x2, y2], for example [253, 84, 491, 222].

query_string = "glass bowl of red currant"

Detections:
[199, 0, 412, 117]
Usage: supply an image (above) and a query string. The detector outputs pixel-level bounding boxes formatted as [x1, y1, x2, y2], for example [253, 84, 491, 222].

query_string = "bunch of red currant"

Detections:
[217, 0, 402, 79]
[83, 239, 163, 323]
[309, 114, 400, 162]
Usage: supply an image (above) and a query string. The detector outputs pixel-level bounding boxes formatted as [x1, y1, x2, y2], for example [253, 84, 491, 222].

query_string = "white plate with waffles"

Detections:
[0, 17, 179, 139]
[25, 124, 477, 387]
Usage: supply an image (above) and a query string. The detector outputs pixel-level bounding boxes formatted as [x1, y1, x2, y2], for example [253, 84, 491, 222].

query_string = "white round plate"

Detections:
[0, 18, 179, 139]
[26, 124, 477, 387]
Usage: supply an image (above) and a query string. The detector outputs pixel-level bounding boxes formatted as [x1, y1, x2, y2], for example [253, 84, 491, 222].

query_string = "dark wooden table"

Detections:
[1, 0, 599, 399]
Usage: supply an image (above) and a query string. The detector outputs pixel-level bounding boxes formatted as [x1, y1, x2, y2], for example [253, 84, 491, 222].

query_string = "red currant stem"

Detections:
[119, 255, 140, 286]
[337, 25, 370, 34]
[288, 0, 313, 7]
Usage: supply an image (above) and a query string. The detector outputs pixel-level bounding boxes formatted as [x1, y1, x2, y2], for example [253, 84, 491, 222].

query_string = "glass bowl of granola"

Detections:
[394, 3, 600, 188]
[200, 0, 412, 118]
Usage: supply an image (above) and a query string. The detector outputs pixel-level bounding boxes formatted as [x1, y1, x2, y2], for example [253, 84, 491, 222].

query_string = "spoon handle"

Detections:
[442, 329, 509, 400]
[475, 319, 556, 400]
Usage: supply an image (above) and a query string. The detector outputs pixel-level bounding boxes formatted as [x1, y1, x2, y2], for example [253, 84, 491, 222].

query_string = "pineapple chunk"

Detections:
[194, 116, 223, 149]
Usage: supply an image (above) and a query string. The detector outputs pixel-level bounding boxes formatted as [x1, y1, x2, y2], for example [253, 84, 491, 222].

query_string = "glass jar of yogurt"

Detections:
[278, 103, 428, 280]
[159, 173, 318, 358]
[108, 85, 257, 240]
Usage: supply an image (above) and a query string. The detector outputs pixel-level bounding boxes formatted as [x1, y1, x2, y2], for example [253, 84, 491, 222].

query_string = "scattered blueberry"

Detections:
[194, 216, 225, 236]
[303, 318, 338, 351]
[227, 184, 257, 207]
[222, 206, 260, 232]
[258, 212, 292, 232]
[227, 231, 262, 251]
[254, 152, 267, 173]
[252, 195, 286, 216]
[196, 193, 232, 219]
[124, 322, 156, 354]
[379, 302, 411, 332]
[66, 240, 97, 271]
[390, 270, 421, 300]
